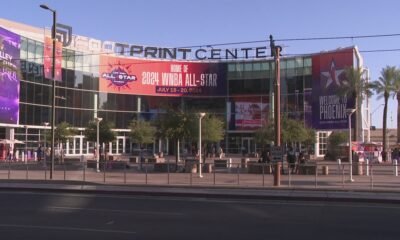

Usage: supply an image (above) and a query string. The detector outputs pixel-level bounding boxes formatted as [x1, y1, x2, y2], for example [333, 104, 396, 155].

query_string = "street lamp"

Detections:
[40, 4, 56, 179]
[43, 122, 49, 166]
[198, 112, 206, 178]
[95, 117, 103, 172]
[347, 108, 356, 182]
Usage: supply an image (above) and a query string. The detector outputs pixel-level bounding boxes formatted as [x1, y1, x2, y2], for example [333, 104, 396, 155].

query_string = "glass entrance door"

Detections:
[241, 137, 255, 156]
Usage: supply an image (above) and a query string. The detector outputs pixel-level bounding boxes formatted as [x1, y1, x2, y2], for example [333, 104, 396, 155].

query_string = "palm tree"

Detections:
[338, 67, 372, 141]
[371, 66, 397, 161]
[392, 68, 400, 143]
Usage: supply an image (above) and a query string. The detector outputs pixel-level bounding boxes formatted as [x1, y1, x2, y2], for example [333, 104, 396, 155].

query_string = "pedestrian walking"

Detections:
[37, 145, 42, 162]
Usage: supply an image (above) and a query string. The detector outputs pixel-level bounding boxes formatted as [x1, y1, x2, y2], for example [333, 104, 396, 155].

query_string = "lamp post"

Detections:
[95, 117, 103, 172]
[347, 108, 356, 182]
[40, 4, 56, 179]
[43, 122, 49, 166]
[198, 113, 206, 178]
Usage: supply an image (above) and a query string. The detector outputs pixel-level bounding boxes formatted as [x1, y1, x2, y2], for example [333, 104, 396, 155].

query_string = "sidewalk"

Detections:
[1, 157, 400, 203]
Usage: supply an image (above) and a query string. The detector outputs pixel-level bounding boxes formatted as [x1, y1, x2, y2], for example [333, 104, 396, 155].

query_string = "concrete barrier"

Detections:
[154, 163, 177, 172]
[247, 162, 272, 174]
[214, 159, 228, 168]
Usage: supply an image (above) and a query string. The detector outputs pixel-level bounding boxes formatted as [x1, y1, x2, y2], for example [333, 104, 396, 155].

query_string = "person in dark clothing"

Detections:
[287, 147, 296, 174]
[37, 145, 42, 162]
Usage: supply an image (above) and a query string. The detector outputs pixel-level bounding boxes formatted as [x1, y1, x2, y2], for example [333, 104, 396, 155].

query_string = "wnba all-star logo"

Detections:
[102, 62, 137, 90]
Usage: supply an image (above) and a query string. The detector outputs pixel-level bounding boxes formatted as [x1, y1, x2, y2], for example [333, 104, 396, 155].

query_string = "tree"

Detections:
[197, 114, 225, 144]
[391, 68, 400, 143]
[45, 121, 76, 162]
[156, 108, 195, 165]
[129, 119, 156, 148]
[326, 131, 348, 160]
[337, 66, 372, 141]
[371, 66, 397, 160]
[84, 120, 116, 157]
[254, 118, 315, 148]
[254, 123, 275, 147]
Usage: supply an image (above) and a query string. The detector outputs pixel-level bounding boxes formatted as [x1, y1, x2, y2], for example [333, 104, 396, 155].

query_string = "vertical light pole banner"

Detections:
[44, 36, 62, 81]
[0, 27, 21, 124]
[311, 48, 355, 130]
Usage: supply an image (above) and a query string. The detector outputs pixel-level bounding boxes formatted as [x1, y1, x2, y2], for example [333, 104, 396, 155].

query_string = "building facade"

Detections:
[0, 19, 370, 158]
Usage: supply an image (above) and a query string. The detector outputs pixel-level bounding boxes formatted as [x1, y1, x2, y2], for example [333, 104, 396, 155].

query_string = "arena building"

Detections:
[0, 18, 371, 159]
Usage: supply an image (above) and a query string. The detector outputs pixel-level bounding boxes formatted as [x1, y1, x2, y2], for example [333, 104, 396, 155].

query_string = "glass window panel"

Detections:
[244, 63, 252, 71]
[295, 57, 303, 68]
[253, 62, 261, 71]
[75, 52, 83, 71]
[261, 62, 269, 70]
[287, 59, 295, 69]
[35, 43, 43, 64]
[21, 37, 28, 60]
[27, 39, 35, 62]
[304, 58, 312, 67]
[228, 64, 236, 72]
[66, 50, 75, 69]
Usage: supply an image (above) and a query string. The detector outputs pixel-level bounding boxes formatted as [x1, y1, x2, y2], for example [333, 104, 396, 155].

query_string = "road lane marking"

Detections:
[0, 224, 136, 234]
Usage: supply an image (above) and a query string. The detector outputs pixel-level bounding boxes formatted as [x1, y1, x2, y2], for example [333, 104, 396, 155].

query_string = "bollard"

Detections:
[337, 159, 341, 175]
[229, 158, 232, 168]
[64, 164, 66, 181]
[45, 166, 47, 180]
[366, 159, 369, 176]
[190, 171, 192, 186]
[394, 160, 398, 177]
[26, 164, 29, 180]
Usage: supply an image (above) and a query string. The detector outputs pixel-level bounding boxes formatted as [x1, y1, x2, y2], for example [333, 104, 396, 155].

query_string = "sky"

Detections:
[2, 0, 400, 128]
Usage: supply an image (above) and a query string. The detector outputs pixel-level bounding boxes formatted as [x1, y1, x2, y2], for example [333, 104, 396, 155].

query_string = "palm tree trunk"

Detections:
[383, 94, 389, 161]
[397, 93, 400, 143]
[353, 96, 358, 142]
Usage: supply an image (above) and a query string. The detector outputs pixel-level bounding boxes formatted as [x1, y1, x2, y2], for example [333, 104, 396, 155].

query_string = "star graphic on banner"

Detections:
[321, 60, 344, 88]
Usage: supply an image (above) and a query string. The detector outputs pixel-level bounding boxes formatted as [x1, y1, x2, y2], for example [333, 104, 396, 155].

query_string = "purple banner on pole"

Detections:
[311, 49, 355, 130]
[0, 27, 20, 124]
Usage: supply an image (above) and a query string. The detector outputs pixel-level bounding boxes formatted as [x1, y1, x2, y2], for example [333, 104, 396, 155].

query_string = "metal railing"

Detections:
[0, 159, 399, 191]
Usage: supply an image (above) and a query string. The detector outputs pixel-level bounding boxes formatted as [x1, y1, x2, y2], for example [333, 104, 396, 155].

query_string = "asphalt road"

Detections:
[0, 191, 399, 240]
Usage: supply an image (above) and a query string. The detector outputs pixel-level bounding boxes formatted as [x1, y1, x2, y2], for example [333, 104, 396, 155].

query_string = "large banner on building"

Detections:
[0, 27, 20, 124]
[44, 37, 62, 81]
[311, 49, 355, 129]
[99, 56, 227, 96]
[228, 97, 269, 130]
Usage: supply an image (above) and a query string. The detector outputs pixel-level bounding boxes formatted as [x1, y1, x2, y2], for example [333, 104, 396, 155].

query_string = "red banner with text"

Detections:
[99, 56, 227, 96]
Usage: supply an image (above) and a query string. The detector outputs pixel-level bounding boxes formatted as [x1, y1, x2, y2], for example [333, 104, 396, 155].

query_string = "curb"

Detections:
[0, 181, 399, 204]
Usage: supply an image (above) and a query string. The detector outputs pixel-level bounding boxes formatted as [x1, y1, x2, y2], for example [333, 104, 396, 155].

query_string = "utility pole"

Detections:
[270, 35, 282, 186]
